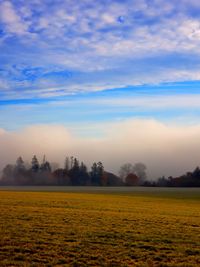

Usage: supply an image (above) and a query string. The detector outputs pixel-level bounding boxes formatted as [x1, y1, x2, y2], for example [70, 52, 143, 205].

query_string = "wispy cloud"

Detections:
[82, 94, 200, 109]
[1, 0, 200, 99]
[0, 1, 29, 35]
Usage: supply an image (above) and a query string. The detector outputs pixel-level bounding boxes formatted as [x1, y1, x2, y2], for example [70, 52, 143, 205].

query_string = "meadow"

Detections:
[0, 187, 199, 266]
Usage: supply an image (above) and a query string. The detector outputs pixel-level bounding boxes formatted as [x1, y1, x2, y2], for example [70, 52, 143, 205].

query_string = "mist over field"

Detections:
[1, 118, 200, 179]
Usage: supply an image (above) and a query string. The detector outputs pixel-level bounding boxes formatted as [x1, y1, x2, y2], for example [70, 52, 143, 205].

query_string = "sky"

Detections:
[1, 0, 200, 178]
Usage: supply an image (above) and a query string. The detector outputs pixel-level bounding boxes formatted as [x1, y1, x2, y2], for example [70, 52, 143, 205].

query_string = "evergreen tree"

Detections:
[1, 164, 15, 184]
[16, 156, 25, 170]
[91, 162, 98, 185]
[31, 155, 39, 172]
[70, 156, 74, 169]
[72, 158, 79, 171]
[97, 162, 104, 177]
[90, 162, 104, 185]
[79, 162, 90, 185]
[40, 155, 51, 172]
[64, 156, 70, 171]
[69, 157, 80, 185]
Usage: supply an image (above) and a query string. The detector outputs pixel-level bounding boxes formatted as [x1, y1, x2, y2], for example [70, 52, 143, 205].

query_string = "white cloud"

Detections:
[0, 78, 9, 90]
[2, 65, 200, 100]
[2, 0, 200, 98]
[82, 94, 200, 109]
[0, 1, 28, 34]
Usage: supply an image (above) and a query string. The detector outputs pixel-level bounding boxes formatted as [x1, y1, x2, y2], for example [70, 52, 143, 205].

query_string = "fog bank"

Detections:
[0, 119, 200, 179]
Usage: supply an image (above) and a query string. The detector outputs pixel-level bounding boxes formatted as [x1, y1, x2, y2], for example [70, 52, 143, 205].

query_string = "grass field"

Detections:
[0, 187, 199, 266]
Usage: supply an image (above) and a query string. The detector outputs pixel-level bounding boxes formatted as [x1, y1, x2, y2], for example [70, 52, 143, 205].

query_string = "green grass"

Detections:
[0, 188, 200, 266]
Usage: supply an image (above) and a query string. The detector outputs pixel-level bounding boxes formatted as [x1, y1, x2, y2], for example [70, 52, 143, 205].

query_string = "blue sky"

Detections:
[1, 0, 200, 130]
[1, 0, 200, 176]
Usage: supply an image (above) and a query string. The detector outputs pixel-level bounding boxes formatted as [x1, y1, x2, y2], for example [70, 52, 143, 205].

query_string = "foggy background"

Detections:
[0, 118, 200, 180]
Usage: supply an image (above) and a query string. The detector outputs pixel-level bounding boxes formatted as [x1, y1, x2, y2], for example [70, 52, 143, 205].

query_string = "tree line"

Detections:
[0, 155, 200, 187]
[154, 167, 200, 187]
[0, 155, 123, 186]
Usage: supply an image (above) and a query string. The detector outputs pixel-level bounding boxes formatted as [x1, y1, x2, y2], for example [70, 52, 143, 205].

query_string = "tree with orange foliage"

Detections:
[125, 173, 139, 186]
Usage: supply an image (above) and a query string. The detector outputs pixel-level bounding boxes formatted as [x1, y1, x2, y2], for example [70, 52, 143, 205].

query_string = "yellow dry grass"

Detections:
[0, 188, 199, 266]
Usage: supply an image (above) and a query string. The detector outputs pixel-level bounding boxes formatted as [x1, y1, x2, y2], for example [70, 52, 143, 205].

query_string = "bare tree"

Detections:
[119, 162, 147, 183]
[119, 163, 134, 181]
[133, 162, 147, 183]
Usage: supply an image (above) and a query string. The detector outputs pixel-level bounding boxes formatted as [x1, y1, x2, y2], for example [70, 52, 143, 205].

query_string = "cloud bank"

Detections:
[1, 119, 200, 180]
